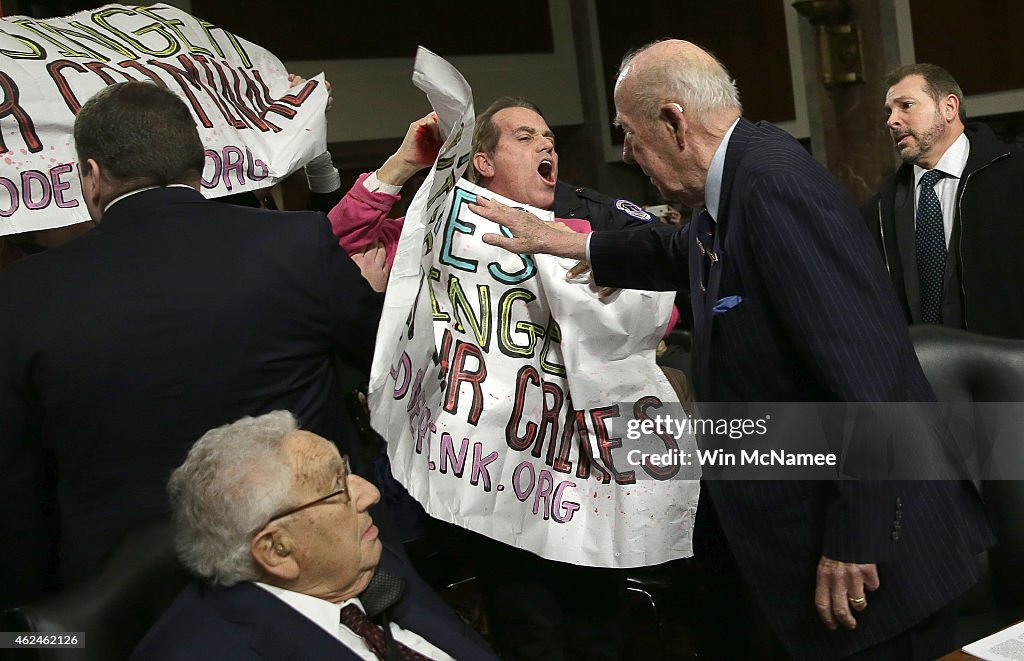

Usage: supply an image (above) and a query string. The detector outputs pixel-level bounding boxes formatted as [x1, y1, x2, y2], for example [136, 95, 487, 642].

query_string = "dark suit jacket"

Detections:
[131, 544, 496, 660]
[589, 118, 992, 659]
[0, 187, 383, 607]
[862, 123, 1024, 338]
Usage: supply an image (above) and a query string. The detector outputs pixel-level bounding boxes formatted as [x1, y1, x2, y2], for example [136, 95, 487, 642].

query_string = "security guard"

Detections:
[553, 180, 654, 230]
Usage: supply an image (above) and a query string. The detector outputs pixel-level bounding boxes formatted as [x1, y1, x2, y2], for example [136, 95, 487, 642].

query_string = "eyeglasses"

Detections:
[264, 455, 350, 526]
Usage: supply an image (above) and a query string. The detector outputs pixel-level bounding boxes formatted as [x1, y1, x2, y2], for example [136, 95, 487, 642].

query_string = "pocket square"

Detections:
[713, 295, 743, 313]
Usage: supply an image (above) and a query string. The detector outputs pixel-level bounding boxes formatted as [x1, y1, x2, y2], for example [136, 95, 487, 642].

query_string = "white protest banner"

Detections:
[368, 47, 700, 568]
[0, 3, 327, 236]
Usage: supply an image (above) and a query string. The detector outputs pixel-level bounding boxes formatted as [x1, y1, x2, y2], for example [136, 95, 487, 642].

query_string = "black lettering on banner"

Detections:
[634, 395, 680, 479]
[0, 72, 43, 154]
[506, 364, 540, 452]
[442, 340, 487, 426]
[0, 28, 47, 59]
[592, 405, 634, 485]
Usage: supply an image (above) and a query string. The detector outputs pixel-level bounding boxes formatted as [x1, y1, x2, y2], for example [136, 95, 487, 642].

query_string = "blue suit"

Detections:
[131, 544, 497, 660]
[589, 118, 992, 659]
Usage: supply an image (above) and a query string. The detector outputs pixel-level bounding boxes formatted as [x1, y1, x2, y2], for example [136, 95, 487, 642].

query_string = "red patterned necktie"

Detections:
[339, 603, 431, 661]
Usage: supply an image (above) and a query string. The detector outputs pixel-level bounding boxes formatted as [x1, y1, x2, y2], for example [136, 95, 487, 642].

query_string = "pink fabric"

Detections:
[327, 173, 679, 334]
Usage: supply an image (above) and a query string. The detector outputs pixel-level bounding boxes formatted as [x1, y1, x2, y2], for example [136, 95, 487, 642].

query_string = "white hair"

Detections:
[617, 40, 742, 124]
[168, 411, 297, 585]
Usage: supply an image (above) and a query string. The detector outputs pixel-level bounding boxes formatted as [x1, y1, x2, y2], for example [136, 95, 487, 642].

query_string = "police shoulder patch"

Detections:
[614, 199, 652, 221]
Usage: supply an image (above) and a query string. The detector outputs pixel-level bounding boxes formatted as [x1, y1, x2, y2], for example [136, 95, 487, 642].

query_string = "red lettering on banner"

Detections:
[535, 381, 565, 467]
[443, 340, 487, 425]
[506, 364, 539, 451]
[592, 405, 634, 485]
[633, 396, 681, 479]
[0, 71, 42, 154]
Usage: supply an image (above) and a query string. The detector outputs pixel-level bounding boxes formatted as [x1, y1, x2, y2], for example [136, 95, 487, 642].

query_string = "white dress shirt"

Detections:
[256, 582, 453, 660]
[913, 132, 970, 247]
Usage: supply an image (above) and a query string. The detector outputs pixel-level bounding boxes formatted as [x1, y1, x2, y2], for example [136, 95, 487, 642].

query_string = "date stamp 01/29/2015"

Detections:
[0, 632, 85, 649]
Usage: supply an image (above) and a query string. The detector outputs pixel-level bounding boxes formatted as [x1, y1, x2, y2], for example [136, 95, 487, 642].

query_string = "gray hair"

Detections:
[617, 40, 742, 124]
[168, 411, 298, 586]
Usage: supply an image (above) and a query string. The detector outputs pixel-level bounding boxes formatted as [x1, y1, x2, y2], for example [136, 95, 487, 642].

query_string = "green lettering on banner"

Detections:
[447, 274, 492, 351]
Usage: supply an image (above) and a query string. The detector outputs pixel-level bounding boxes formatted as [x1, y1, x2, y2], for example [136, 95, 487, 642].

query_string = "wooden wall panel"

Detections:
[595, 0, 795, 145]
[910, 0, 1024, 95]
[190, 1, 554, 60]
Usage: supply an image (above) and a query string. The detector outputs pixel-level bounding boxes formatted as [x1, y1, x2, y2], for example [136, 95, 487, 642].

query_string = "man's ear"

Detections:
[943, 94, 960, 123]
[660, 103, 687, 149]
[251, 526, 300, 581]
[472, 152, 495, 180]
[80, 158, 105, 222]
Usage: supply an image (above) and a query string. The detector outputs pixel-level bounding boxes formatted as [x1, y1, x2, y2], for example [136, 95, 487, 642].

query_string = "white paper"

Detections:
[0, 4, 327, 235]
[367, 47, 700, 568]
[963, 620, 1024, 660]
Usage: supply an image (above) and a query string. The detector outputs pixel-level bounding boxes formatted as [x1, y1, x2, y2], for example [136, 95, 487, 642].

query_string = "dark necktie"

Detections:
[915, 169, 946, 324]
[339, 570, 431, 661]
[696, 209, 717, 292]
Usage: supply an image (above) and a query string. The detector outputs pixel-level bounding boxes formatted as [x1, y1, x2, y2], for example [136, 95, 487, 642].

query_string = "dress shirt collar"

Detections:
[703, 117, 741, 222]
[255, 582, 364, 640]
[913, 131, 969, 187]
[104, 183, 197, 213]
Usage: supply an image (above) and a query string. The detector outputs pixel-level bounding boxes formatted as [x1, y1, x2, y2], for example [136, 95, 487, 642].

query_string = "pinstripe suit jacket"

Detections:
[590, 118, 992, 659]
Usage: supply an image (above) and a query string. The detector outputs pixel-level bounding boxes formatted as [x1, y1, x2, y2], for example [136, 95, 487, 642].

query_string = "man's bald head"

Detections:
[615, 39, 741, 126]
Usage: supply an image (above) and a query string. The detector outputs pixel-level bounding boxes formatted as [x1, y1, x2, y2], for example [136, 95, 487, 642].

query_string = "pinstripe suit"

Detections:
[590, 119, 992, 659]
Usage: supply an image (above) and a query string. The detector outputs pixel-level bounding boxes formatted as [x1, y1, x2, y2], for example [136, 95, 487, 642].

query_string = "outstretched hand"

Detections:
[473, 196, 588, 261]
[377, 112, 442, 187]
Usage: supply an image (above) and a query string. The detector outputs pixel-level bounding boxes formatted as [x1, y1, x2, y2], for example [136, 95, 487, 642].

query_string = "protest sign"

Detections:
[368, 47, 700, 568]
[0, 3, 327, 235]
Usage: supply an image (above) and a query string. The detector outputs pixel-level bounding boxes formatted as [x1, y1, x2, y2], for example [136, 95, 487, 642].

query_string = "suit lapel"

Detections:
[210, 582, 361, 660]
[692, 119, 751, 398]
[894, 173, 920, 323]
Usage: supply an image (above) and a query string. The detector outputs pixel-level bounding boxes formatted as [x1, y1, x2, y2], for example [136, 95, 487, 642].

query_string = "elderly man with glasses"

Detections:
[133, 411, 496, 661]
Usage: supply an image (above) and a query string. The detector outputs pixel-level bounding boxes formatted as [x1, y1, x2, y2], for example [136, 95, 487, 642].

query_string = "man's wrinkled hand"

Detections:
[473, 197, 588, 260]
[814, 556, 880, 631]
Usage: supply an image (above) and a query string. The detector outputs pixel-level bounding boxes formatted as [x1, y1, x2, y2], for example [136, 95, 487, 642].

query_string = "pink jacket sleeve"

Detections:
[327, 172, 405, 268]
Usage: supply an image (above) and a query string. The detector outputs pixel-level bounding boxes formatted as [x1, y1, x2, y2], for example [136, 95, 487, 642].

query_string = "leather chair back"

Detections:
[0, 519, 188, 661]
[910, 326, 1024, 643]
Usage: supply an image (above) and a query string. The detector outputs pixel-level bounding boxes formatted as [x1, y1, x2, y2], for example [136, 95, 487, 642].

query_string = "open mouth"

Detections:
[538, 159, 555, 184]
